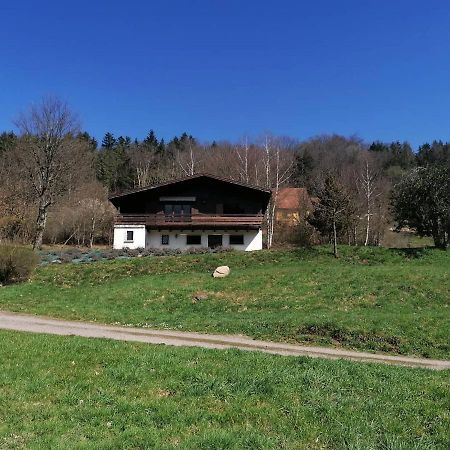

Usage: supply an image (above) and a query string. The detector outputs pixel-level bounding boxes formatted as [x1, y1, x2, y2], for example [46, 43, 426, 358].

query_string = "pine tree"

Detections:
[157, 138, 166, 154]
[308, 175, 354, 257]
[143, 130, 158, 148]
[0, 131, 17, 154]
[116, 136, 131, 149]
[77, 132, 97, 151]
[101, 132, 116, 149]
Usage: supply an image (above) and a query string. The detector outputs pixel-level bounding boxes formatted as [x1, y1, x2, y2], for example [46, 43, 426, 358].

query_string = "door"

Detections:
[208, 234, 223, 248]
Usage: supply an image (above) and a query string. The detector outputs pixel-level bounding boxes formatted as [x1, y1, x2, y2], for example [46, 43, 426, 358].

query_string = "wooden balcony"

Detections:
[115, 213, 264, 229]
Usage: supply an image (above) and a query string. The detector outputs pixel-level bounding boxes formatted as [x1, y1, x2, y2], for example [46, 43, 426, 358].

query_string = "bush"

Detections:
[0, 245, 39, 285]
[274, 222, 317, 248]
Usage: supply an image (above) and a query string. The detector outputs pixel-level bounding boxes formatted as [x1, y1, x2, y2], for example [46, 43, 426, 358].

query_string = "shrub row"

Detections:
[39, 246, 233, 265]
[0, 245, 38, 285]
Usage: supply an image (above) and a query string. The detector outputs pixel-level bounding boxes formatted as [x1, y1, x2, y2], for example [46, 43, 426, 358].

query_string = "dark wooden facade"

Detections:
[110, 174, 271, 230]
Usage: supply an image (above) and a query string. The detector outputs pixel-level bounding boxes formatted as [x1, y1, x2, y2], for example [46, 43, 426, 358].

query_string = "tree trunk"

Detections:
[33, 205, 48, 250]
[364, 211, 370, 246]
[333, 216, 338, 258]
[89, 217, 96, 248]
[433, 231, 449, 250]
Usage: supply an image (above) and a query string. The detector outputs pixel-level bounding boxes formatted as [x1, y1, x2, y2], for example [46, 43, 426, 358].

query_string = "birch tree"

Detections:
[176, 140, 201, 177]
[357, 157, 380, 246]
[14, 96, 92, 249]
[235, 137, 250, 183]
[260, 136, 294, 248]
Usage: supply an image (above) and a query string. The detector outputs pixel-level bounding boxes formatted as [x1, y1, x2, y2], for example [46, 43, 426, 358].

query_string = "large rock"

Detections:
[213, 266, 230, 278]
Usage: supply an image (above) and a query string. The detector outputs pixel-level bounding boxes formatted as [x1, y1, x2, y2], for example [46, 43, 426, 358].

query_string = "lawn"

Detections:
[0, 246, 449, 359]
[0, 330, 449, 449]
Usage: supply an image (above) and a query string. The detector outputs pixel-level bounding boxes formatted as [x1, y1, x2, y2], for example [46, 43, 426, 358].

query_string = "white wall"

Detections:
[113, 225, 146, 249]
[146, 229, 263, 251]
[113, 226, 263, 251]
[243, 229, 263, 251]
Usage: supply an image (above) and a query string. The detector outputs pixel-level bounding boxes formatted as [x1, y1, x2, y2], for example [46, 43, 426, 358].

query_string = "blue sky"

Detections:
[1, 0, 449, 147]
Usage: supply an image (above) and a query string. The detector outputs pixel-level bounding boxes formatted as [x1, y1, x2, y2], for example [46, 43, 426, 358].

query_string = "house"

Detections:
[109, 173, 271, 251]
[275, 187, 313, 225]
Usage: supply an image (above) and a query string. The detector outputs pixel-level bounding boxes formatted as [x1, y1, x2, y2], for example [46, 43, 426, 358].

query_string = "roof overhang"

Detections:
[109, 173, 271, 201]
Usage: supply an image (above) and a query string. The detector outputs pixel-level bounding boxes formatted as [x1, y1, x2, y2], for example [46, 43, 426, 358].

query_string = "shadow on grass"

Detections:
[390, 247, 435, 259]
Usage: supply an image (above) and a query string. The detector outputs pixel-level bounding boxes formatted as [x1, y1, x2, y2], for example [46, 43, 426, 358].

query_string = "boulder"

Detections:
[213, 266, 230, 278]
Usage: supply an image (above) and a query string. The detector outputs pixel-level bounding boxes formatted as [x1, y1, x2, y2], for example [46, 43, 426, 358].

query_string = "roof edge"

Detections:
[109, 173, 272, 200]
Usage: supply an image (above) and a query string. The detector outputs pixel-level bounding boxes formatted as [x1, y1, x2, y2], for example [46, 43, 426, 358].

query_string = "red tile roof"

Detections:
[276, 188, 310, 210]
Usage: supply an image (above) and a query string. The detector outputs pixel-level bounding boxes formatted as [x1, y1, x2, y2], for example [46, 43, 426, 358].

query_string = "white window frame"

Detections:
[124, 230, 134, 243]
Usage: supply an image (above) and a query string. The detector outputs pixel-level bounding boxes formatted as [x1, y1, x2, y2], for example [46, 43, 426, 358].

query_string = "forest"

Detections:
[0, 97, 449, 250]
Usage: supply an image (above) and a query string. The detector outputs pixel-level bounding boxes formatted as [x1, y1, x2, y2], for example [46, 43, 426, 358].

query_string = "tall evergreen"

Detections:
[96, 132, 133, 192]
[417, 140, 450, 166]
[101, 132, 116, 149]
[77, 132, 98, 151]
[0, 131, 17, 154]
[143, 130, 158, 148]
[116, 136, 131, 149]
[157, 138, 166, 154]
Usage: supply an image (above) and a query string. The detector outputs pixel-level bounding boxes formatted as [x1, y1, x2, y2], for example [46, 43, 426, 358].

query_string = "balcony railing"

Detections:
[115, 213, 264, 228]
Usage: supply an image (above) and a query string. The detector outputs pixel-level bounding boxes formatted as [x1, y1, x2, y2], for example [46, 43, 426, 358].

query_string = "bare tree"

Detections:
[258, 135, 294, 248]
[15, 96, 92, 249]
[357, 155, 380, 246]
[235, 137, 250, 184]
[176, 141, 201, 176]
[45, 181, 114, 247]
[129, 144, 167, 188]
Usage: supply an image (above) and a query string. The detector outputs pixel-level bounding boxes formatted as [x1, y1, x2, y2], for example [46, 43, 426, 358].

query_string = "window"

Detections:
[224, 203, 245, 214]
[164, 204, 191, 216]
[161, 234, 169, 245]
[208, 234, 223, 248]
[229, 235, 244, 245]
[186, 235, 201, 245]
[125, 230, 134, 242]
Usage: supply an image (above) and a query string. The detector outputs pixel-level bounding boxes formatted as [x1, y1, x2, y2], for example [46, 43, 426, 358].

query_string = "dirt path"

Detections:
[0, 311, 449, 370]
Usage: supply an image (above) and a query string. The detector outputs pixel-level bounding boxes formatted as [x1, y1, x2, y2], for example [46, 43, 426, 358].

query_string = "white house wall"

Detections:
[113, 225, 146, 249]
[147, 229, 262, 251]
[244, 229, 262, 251]
[113, 226, 263, 251]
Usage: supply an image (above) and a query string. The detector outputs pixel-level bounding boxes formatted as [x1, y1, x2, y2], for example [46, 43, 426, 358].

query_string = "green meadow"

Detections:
[1, 246, 449, 359]
[1, 330, 449, 449]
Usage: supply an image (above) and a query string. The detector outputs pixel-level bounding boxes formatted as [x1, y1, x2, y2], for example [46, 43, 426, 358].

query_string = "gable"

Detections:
[110, 174, 271, 215]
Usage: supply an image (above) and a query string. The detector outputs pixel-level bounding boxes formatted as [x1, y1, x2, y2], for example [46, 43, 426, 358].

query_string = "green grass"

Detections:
[0, 246, 449, 359]
[382, 230, 435, 248]
[0, 330, 449, 449]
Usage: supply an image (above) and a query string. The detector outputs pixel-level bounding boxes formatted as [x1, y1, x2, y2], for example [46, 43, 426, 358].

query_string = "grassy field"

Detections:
[381, 230, 435, 248]
[0, 246, 449, 359]
[0, 330, 449, 449]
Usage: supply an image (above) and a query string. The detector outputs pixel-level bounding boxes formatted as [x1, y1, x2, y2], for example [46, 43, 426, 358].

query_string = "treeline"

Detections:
[0, 97, 449, 249]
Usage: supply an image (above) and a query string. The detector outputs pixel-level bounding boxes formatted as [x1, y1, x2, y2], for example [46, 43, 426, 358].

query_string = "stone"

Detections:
[192, 291, 209, 303]
[213, 266, 230, 278]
